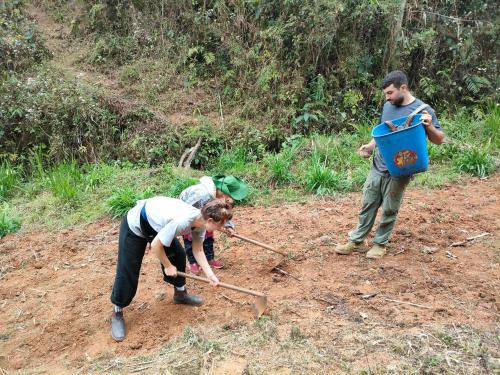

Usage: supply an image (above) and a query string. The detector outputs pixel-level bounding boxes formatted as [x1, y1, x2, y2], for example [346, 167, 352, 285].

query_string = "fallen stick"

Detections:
[129, 366, 151, 373]
[271, 267, 301, 281]
[450, 232, 491, 247]
[384, 298, 432, 309]
[221, 293, 247, 306]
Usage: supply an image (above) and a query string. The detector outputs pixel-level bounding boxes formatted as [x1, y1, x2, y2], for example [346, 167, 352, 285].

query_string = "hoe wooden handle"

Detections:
[233, 233, 287, 256]
[177, 271, 265, 298]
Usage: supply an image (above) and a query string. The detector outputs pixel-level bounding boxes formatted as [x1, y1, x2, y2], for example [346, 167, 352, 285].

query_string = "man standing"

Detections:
[336, 70, 445, 259]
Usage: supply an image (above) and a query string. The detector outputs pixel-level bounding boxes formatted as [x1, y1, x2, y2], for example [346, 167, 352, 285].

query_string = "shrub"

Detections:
[0, 1, 50, 72]
[0, 208, 21, 238]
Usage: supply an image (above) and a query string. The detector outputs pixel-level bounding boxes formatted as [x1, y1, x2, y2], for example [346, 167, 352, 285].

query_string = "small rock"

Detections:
[479, 292, 486, 298]
[316, 235, 333, 245]
[359, 312, 368, 320]
[129, 342, 142, 350]
[421, 246, 437, 254]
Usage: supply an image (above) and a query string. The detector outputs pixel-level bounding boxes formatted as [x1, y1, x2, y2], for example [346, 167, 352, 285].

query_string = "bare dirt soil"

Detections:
[0, 176, 498, 373]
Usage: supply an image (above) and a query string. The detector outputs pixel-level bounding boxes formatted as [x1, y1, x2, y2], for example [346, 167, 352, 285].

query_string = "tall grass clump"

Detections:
[165, 176, 198, 198]
[453, 145, 496, 178]
[304, 151, 347, 194]
[211, 146, 251, 175]
[107, 186, 154, 218]
[0, 161, 17, 200]
[46, 161, 83, 202]
[265, 137, 304, 185]
[0, 206, 20, 238]
[483, 104, 499, 150]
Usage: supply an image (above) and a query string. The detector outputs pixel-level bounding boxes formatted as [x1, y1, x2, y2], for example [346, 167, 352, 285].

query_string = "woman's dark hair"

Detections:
[382, 70, 408, 89]
[201, 199, 233, 223]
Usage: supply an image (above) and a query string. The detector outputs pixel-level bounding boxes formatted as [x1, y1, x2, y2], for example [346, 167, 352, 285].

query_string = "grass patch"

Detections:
[453, 145, 496, 178]
[106, 186, 153, 218]
[76, 322, 498, 374]
[0, 161, 18, 201]
[0, 205, 21, 238]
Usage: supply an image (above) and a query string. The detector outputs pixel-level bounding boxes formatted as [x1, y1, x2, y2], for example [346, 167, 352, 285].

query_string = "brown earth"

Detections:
[0, 176, 498, 372]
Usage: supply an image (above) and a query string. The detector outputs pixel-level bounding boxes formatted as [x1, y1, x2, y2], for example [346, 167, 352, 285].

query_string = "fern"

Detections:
[464, 74, 491, 95]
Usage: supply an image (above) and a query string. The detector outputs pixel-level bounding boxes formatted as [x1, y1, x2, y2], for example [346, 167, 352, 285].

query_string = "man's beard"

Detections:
[390, 94, 405, 106]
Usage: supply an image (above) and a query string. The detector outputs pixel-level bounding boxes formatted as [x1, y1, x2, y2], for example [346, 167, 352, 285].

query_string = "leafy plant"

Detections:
[454, 146, 496, 178]
[0, 207, 20, 238]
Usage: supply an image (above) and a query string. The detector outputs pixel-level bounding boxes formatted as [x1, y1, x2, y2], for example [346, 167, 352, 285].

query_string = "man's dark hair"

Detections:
[382, 70, 408, 89]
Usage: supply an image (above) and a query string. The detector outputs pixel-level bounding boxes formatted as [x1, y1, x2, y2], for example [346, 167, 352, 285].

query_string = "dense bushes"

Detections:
[46, 0, 499, 124]
[0, 0, 50, 72]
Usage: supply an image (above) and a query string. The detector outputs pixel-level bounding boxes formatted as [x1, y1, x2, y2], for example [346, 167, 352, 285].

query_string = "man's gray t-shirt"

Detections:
[372, 98, 440, 177]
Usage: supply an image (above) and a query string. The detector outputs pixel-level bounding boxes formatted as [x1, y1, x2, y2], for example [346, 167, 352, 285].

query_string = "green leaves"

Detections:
[454, 145, 496, 178]
[0, 207, 20, 238]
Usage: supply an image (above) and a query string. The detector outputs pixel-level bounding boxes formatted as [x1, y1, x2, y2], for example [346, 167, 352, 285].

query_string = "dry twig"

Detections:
[384, 298, 432, 309]
[450, 232, 490, 247]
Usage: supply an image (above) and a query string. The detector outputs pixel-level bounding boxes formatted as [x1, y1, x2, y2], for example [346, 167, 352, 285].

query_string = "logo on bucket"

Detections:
[394, 150, 417, 168]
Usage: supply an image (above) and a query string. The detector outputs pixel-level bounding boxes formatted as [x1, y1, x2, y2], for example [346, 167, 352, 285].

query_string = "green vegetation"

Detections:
[0, 205, 20, 238]
[0, 161, 18, 201]
[0, 1, 498, 233]
[4, 108, 497, 231]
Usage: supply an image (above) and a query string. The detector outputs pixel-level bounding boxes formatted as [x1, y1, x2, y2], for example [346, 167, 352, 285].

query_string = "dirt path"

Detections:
[0, 176, 498, 372]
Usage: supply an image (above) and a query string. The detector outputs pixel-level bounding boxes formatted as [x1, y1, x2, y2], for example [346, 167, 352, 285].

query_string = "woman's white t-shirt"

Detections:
[127, 197, 205, 246]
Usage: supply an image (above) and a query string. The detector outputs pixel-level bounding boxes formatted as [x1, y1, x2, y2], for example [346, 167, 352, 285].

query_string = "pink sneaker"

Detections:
[208, 259, 224, 269]
[189, 263, 201, 274]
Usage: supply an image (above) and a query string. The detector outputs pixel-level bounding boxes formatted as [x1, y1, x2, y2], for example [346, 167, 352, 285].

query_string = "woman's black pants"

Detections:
[110, 216, 187, 308]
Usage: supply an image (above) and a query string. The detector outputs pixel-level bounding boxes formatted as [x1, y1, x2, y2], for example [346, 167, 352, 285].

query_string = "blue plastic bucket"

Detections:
[371, 113, 428, 177]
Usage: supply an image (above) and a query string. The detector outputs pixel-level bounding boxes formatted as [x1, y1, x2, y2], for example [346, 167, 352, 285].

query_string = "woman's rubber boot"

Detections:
[111, 310, 126, 342]
[173, 288, 204, 306]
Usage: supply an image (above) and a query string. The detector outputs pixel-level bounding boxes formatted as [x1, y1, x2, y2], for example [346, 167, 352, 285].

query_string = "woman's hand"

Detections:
[165, 265, 177, 277]
[224, 227, 235, 237]
[208, 274, 219, 287]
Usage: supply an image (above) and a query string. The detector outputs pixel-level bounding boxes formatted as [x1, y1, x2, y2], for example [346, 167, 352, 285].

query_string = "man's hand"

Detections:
[224, 227, 235, 237]
[358, 143, 375, 158]
[208, 274, 219, 287]
[421, 111, 433, 127]
[165, 265, 177, 277]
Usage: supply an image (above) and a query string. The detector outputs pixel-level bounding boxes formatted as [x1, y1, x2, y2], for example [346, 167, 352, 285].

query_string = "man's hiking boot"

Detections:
[366, 244, 386, 259]
[173, 289, 203, 306]
[335, 241, 366, 255]
[111, 310, 126, 342]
